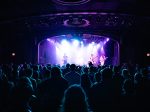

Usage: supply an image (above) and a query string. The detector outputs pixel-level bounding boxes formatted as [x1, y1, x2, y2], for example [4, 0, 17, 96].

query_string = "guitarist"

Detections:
[89, 54, 98, 65]
[63, 54, 68, 65]
[99, 54, 108, 66]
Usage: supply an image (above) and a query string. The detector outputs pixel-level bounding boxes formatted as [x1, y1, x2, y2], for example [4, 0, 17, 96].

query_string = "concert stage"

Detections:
[38, 34, 119, 66]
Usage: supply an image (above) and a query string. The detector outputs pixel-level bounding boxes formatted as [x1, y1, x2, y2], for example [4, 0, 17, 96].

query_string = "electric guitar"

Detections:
[99, 56, 108, 65]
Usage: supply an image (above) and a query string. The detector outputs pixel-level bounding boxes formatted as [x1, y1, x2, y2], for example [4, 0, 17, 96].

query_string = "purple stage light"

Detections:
[47, 38, 55, 44]
[47, 38, 51, 42]
[103, 38, 110, 44]
[101, 47, 104, 52]
[96, 44, 100, 49]
[106, 38, 109, 42]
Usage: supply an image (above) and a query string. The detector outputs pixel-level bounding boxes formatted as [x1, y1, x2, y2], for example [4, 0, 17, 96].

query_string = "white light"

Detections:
[47, 38, 51, 42]
[73, 40, 79, 47]
[106, 38, 109, 42]
[87, 44, 93, 51]
[104, 38, 109, 44]
[61, 39, 68, 45]
[92, 42, 95, 44]
[96, 44, 100, 49]
[147, 53, 150, 57]
[101, 47, 104, 52]
[55, 39, 104, 66]
[12, 53, 15, 56]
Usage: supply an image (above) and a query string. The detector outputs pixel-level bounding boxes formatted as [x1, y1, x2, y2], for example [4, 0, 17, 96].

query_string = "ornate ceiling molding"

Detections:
[63, 18, 90, 27]
[52, 0, 91, 5]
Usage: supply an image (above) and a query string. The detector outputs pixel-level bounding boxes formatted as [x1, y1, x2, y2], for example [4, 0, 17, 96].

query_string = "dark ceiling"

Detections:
[0, 0, 149, 46]
[0, 0, 149, 21]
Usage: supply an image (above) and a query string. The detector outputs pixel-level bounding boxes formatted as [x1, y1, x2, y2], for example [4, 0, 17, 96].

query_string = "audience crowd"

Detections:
[0, 62, 150, 112]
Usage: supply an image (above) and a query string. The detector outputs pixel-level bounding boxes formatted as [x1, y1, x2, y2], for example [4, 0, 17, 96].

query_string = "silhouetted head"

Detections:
[51, 66, 62, 78]
[101, 67, 112, 81]
[121, 69, 131, 79]
[88, 61, 93, 67]
[81, 73, 91, 89]
[112, 66, 120, 74]
[32, 65, 39, 71]
[94, 72, 101, 83]
[66, 63, 70, 69]
[60, 84, 90, 112]
[140, 68, 149, 78]
[134, 72, 142, 84]
[24, 68, 33, 78]
[32, 71, 39, 79]
[16, 77, 34, 101]
[70, 64, 76, 71]
[43, 69, 51, 79]
[122, 79, 134, 94]
[82, 67, 89, 74]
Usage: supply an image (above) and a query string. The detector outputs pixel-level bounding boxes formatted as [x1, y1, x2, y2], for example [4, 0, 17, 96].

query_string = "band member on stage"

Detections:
[89, 54, 95, 64]
[99, 54, 107, 66]
[63, 54, 68, 65]
[89, 54, 98, 65]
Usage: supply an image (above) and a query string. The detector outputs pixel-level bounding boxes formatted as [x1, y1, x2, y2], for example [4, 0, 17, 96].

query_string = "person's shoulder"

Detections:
[53, 77, 68, 87]
[75, 71, 80, 75]
[30, 77, 36, 82]
[65, 70, 72, 74]
[61, 78, 69, 85]
[91, 82, 103, 88]
[59, 77, 67, 82]
[64, 71, 71, 76]
[73, 71, 81, 76]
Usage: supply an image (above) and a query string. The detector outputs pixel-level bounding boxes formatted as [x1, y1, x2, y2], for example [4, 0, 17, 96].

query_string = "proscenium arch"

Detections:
[37, 34, 120, 66]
